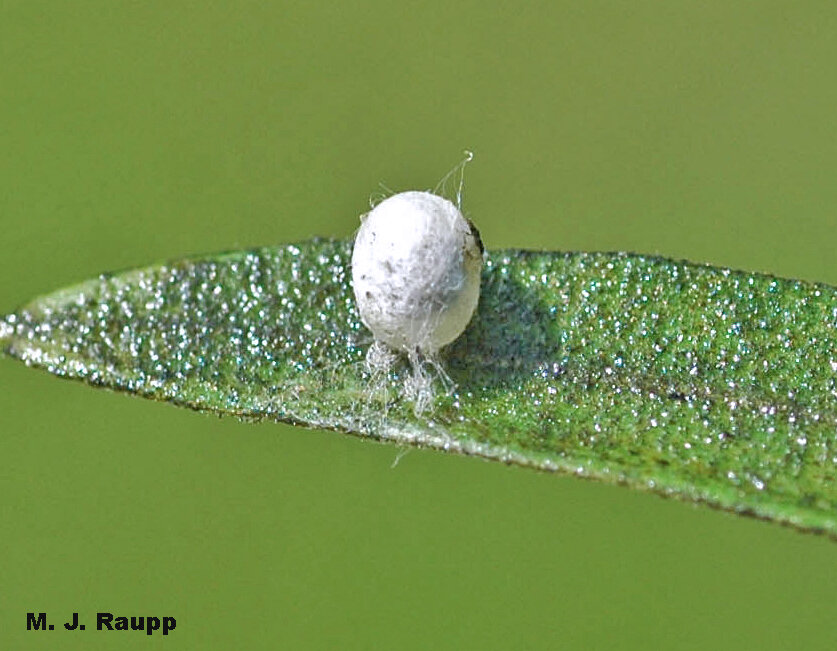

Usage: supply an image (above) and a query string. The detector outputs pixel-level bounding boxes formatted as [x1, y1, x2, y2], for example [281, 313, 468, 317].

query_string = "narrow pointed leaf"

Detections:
[3, 239, 837, 536]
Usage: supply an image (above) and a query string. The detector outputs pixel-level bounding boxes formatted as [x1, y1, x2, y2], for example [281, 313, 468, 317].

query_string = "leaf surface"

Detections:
[4, 239, 837, 535]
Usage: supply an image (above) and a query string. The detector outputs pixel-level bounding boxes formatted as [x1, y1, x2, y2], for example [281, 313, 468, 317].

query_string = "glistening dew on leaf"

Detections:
[6, 202, 837, 538]
[351, 190, 484, 413]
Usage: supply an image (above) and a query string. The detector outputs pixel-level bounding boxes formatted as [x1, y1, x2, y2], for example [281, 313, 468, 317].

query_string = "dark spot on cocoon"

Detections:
[467, 218, 484, 255]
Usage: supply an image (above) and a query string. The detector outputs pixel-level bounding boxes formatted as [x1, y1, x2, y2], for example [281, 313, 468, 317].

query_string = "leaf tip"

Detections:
[0, 314, 16, 348]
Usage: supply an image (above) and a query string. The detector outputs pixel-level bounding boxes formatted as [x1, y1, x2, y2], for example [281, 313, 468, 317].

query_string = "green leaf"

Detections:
[3, 239, 837, 536]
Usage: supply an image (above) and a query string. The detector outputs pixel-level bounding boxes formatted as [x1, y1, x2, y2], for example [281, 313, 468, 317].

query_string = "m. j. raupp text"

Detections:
[27, 612, 176, 635]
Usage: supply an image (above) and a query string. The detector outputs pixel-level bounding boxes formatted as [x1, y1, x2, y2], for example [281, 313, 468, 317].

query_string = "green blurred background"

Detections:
[2, 1, 836, 649]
